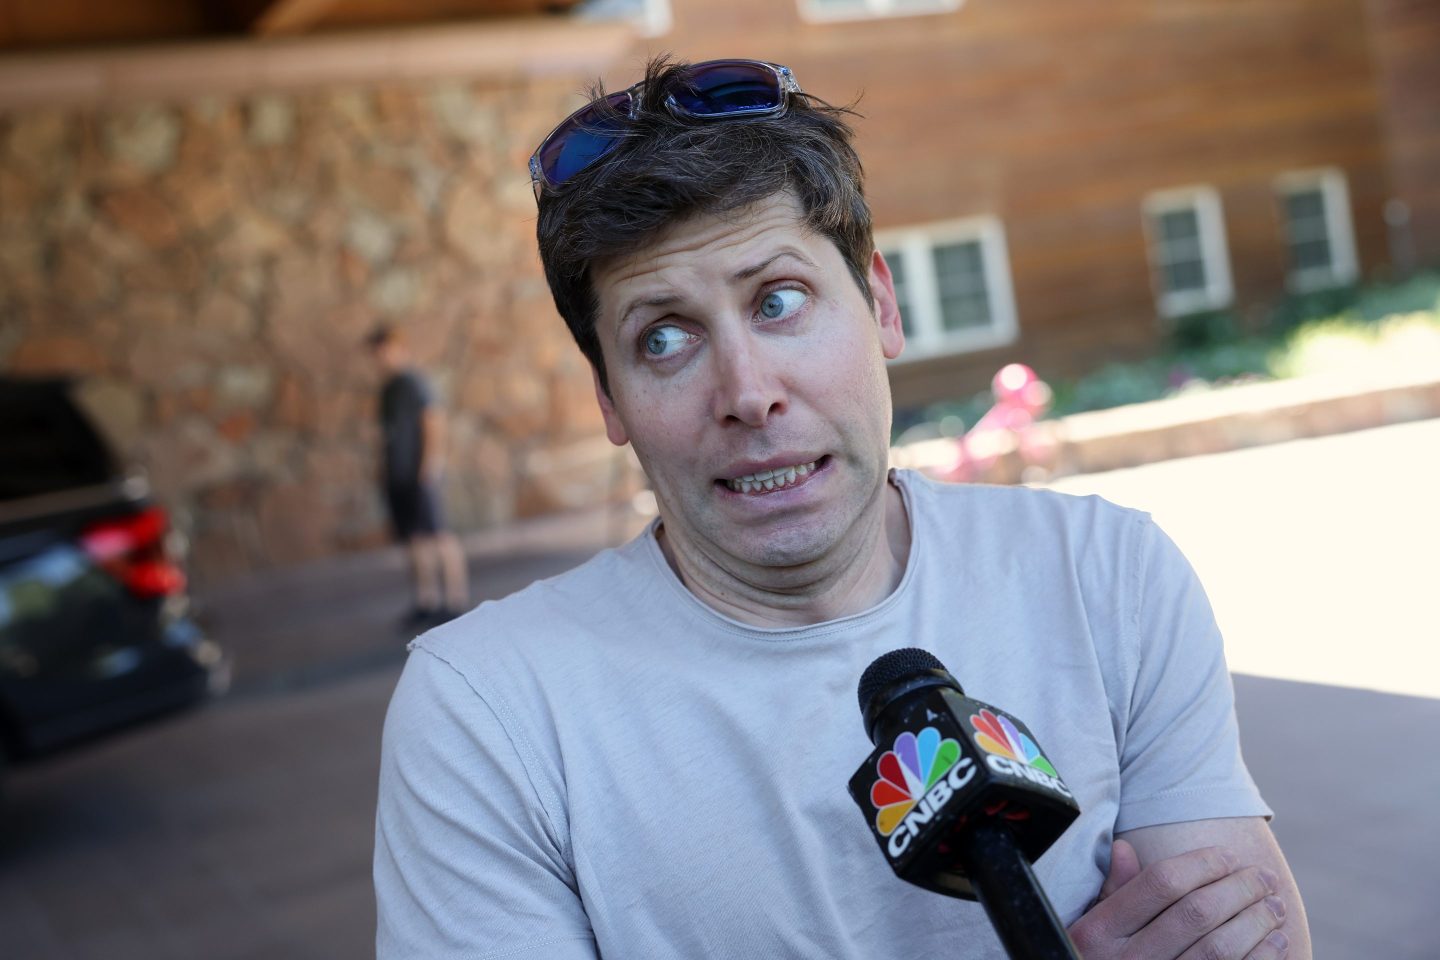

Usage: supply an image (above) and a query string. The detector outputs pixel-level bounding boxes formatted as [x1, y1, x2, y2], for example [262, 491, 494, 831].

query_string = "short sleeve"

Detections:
[411, 372, 436, 409]
[374, 647, 598, 960]
[1114, 518, 1272, 833]
[393, 370, 435, 412]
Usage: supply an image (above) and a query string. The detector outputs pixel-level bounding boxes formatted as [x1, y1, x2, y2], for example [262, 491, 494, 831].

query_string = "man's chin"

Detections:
[722, 521, 842, 572]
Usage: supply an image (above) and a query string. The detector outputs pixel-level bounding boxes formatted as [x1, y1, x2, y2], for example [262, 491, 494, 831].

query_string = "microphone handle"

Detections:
[954, 820, 1082, 960]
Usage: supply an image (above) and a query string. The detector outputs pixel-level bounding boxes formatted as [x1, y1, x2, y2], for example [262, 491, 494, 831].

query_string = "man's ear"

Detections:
[592, 365, 630, 447]
[868, 250, 905, 361]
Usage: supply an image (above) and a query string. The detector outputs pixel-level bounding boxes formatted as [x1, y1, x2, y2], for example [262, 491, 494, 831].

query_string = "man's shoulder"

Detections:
[900, 469, 1148, 535]
[409, 531, 661, 669]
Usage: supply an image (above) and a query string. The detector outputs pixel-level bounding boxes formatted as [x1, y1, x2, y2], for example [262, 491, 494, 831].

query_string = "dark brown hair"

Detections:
[535, 56, 874, 395]
[365, 323, 400, 349]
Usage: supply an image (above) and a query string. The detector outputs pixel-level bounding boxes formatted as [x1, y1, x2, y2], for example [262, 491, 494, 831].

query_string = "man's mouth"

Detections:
[723, 458, 822, 494]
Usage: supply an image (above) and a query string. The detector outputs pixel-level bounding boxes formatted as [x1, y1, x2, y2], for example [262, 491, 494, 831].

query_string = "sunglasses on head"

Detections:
[529, 59, 802, 198]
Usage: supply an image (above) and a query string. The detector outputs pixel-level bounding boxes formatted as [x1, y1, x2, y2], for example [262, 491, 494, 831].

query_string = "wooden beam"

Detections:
[250, 0, 343, 36]
[0, 18, 639, 108]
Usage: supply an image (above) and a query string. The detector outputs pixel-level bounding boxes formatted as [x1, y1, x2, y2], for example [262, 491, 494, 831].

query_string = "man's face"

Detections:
[590, 192, 904, 574]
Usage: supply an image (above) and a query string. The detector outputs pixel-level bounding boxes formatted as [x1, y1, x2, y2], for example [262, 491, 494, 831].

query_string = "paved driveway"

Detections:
[1046, 417, 1440, 700]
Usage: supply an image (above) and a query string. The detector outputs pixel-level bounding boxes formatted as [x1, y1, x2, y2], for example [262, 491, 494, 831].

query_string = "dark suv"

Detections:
[0, 378, 226, 777]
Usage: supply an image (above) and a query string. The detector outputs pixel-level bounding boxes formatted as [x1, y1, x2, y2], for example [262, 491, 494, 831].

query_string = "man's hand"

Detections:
[1067, 839, 1290, 959]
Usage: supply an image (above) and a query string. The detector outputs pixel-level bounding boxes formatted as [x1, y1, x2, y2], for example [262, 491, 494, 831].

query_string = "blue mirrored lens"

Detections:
[670, 62, 782, 116]
[539, 93, 629, 185]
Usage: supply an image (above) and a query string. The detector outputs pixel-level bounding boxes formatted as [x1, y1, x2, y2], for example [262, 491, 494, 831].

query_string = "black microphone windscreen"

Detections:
[857, 648, 949, 717]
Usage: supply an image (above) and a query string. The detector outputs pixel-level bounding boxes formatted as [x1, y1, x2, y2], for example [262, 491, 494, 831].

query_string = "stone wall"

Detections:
[0, 71, 641, 581]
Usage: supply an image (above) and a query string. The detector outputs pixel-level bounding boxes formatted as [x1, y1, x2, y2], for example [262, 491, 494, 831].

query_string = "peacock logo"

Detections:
[969, 708, 1058, 777]
[870, 727, 965, 837]
[970, 708, 1071, 798]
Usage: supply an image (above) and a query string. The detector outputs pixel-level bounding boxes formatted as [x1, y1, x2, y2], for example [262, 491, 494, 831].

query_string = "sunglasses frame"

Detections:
[529, 59, 801, 197]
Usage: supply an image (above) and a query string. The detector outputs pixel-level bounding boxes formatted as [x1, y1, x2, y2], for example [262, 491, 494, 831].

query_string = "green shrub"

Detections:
[1352, 272, 1440, 322]
[1265, 284, 1359, 334]
[1167, 309, 1242, 353]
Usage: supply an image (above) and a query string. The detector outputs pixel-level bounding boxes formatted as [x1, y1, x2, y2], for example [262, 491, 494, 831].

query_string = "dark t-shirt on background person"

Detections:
[379, 369, 443, 541]
[379, 369, 434, 488]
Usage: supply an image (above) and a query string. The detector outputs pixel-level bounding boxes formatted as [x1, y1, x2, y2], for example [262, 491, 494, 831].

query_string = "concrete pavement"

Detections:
[1232, 674, 1440, 959]
[195, 500, 647, 696]
[1046, 417, 1440, 700]
[0, 668, 394, 959]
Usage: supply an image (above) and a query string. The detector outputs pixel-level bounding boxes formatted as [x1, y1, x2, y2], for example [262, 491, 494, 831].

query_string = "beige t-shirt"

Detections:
[376, 470, 1268, 959]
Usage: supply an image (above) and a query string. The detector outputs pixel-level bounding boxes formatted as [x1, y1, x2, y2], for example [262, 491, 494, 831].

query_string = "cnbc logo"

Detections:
[869, 726, 976, 857]
[970, 708, 1072, 798]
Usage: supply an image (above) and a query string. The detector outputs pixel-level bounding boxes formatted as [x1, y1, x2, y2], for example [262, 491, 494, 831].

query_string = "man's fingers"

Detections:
[1094, 845, 1239, 939]
[1099, 838, 1142, 901]
[1128, 865, 1283, 959]
[1248, 929, 1291, 960]
[1173, 896, 1290, 960]
[1068, 846, 1241, 957]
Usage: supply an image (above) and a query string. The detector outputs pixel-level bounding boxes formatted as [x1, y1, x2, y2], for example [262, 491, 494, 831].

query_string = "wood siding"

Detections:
[1366, 0, 1440, 269]
[634, 0, 1397, 408]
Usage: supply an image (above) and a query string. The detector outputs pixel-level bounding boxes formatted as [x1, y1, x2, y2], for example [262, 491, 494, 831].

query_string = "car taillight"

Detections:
[81, 505, 187, 599]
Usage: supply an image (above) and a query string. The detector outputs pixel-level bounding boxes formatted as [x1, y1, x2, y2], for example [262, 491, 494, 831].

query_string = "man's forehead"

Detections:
[592, 192, 819, 292]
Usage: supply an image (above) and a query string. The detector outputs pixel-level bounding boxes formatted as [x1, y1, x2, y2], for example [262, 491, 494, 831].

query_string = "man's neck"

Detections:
[655, 476, 912, 628]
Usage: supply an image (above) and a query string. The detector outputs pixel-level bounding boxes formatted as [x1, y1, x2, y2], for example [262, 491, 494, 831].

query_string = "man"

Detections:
[368, 324, 469, 628]
[375, 58, 1309, 958]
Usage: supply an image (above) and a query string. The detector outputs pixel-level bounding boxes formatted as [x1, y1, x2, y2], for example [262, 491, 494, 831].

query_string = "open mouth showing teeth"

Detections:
[723, 458, 822, 494]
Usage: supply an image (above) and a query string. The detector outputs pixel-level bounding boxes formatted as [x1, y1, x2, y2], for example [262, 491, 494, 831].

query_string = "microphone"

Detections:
[848, 648, 1082, 960]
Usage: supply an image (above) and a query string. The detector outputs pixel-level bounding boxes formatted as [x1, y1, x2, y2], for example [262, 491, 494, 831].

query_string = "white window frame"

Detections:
[798, 0, 963, 25]
[576, 0, 671, 37]
[1142, 185, 1234, 319]
[877, 216, 1020, 364]
[1275, 167, 1358, 292]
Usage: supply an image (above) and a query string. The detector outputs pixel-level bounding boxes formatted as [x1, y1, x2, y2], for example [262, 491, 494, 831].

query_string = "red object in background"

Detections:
[81, 505, 187, 599]
[937, 364, 1055, 483]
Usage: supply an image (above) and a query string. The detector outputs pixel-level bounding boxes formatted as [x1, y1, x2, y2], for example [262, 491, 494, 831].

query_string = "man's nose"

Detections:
[711, 334, 788, 428]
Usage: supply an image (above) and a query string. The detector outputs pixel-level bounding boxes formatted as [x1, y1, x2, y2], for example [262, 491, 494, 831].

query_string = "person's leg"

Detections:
[388, 483, 440, 624]
[408, 535, 442, 614]
[436, 531, 469, 614]
[411, 479, 466, 620]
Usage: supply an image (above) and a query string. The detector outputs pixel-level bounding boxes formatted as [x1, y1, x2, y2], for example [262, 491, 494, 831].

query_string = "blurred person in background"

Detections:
[367, 324, 468, 629]
[375, 58, 1308, 959]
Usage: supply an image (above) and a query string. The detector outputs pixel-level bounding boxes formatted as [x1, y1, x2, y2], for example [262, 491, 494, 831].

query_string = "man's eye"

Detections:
[759, 289, 806, 320]
[643, 325, 692, 358]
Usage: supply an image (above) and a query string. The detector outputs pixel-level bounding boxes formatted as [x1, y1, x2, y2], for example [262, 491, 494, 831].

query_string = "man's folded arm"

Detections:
[374, 646, 598, 960]
[1069, 517, 1310, 958]
[1124, 817, 1310, 958]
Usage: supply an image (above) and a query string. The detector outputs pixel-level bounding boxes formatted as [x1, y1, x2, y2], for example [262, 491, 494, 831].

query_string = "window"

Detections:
[798, 0, 962, 24]
[1276, 168, 1358, 291]
[877, 217, 1019, 362]
[1142, 186, 1233, 318]
[576, 0, 670, 37]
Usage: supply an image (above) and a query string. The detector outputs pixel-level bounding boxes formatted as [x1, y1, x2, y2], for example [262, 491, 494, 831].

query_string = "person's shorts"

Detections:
[385, 481, 445, 542]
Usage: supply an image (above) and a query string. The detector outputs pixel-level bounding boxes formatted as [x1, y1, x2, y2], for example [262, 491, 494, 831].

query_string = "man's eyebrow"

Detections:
[732, 250, 818, 282]
[616, 293, 684, 339]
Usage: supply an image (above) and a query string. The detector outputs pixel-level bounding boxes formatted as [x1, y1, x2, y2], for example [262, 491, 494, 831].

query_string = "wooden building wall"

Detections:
[1365, 0, 1440, 271]
[632, 0, 1394, 409]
